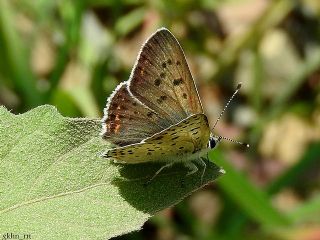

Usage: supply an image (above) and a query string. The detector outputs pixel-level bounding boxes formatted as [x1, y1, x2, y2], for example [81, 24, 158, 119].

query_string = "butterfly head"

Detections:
[208, 135, 222, 149]
[209, 134, 249, 148]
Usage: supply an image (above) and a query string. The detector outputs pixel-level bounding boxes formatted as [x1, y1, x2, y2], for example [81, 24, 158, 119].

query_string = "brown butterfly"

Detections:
[101, 28, 247, 183]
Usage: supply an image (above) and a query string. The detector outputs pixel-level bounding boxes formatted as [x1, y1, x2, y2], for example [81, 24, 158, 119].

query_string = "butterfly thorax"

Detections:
[106, 114, 211, 164]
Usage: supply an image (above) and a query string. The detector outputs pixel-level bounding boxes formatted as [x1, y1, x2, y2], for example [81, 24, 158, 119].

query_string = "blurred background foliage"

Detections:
[0, 0, 320, 239]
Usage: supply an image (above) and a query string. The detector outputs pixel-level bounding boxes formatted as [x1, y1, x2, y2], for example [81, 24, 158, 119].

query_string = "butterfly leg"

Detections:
[146, 162, 174, 185]
[184, 162, 198, 176]
[198, 157, 207, 185]
[179, 162, 198, 187]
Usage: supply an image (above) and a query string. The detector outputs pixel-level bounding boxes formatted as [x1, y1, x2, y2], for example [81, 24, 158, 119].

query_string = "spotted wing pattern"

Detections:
[102, 82, 168, 146]
[128, 28, 203, 124]
[102, 28, 204, 147]
[104, 114, 210, 163]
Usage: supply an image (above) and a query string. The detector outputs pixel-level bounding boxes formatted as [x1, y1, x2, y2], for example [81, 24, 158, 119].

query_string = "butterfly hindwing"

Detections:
[104, 114, 210, 163]
[102, 82, 171, 146]
[128, 28, 203, 124]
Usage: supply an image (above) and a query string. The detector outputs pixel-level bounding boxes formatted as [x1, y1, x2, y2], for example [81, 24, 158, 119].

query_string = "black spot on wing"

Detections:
[154, 78, 161, 86]
[173, 78, 183, 86]
[109, 114, 116, 121]
[183, 93, 187, 99]
[160, 95, 167, 100]
[147, 111, 154, 117]
[156, 95, 167, 104]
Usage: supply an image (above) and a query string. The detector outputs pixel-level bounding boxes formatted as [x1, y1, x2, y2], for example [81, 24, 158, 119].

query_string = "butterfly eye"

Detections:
[208, 137, 217, 149]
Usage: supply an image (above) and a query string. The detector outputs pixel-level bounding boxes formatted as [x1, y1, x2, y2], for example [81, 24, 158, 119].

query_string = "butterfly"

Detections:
[101, 28, 245, 184]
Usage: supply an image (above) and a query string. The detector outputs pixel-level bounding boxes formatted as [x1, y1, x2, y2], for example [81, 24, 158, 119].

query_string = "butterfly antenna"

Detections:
[211, 82, 242, 131]
[211, 83, 249, 148]
[215, 135, 249, 148]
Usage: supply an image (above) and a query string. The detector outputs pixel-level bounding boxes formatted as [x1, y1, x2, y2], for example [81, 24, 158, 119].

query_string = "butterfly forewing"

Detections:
[105, 114, 210, 163]
[128, 28, 203, 124]
[102, 82, 170, 146]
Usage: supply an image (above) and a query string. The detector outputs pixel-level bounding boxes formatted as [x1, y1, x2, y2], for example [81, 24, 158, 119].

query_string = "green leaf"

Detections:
[211, 150, 291, 227]
[288, 194, 320, 224]
[115, 7, 146, 36]
[0, 105, 223, 239]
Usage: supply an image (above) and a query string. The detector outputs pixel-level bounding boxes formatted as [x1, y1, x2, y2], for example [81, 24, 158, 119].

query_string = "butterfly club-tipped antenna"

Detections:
[214, 135, 249, 148]
[211, 82, 249, 148]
